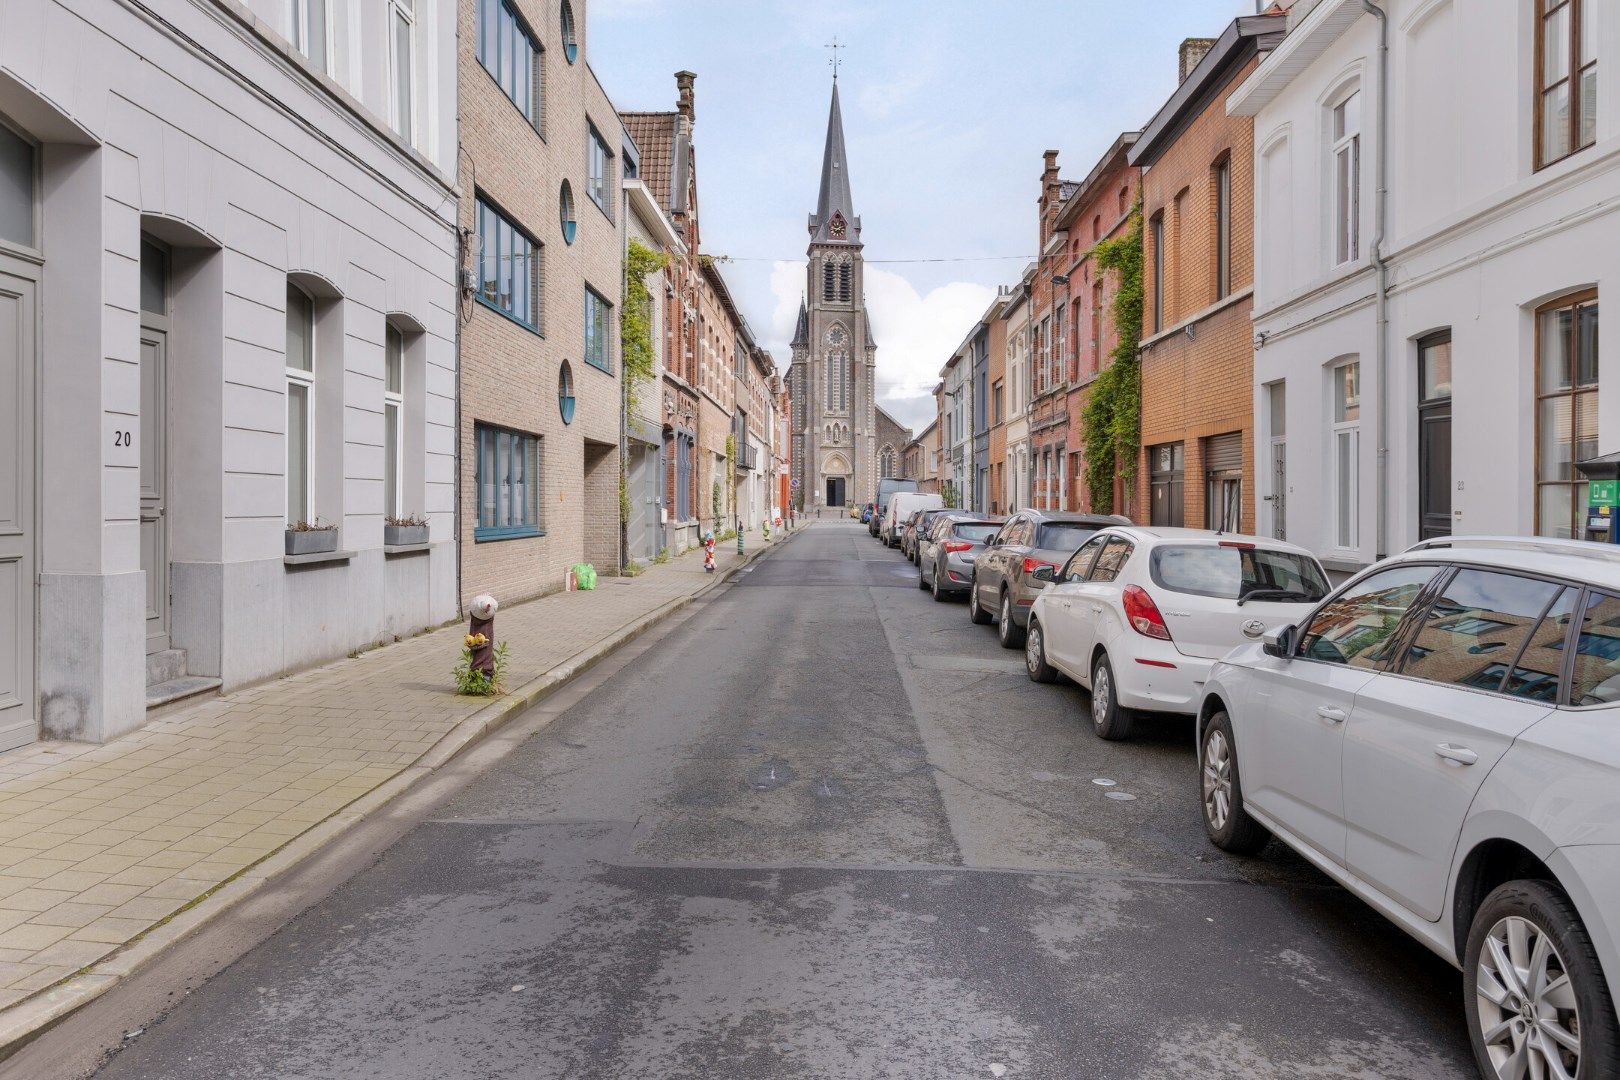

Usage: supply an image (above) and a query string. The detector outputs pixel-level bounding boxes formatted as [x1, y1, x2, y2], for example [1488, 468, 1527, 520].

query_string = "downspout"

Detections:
[619, 183, 630, 573]
[1364, 0, 1391, 559]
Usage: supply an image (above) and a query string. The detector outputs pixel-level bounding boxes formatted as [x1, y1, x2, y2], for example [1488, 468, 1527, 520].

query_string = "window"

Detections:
[1063, 535, 1109, 583]
[587, 124, 613, 216]
[476, 0, 540, 126]
[140, 239, 169, 316]
[474, 424, 541, 540]
[559, 180, 576, 244]
[0, 119, 35, 248]
[993, 379, 1004, 424]
[1054, 302, 1067, 381]
[1203, 433, 1243, 532]
[1537, 293, 1599, 538]
[1150, 545, 1328, 603]
[1333, 361, 1361, 547]
[822, 262, 835, 302]
[1089, 281, 1103, 375]
[1296, 564, 1440, 668]
[1149, 212, 1165, 332]
[1149, 442, 1184, 528]
[389, 0, 415, 139]
[838, 263, 852, 302]
[384, 325, 404, 519]
[1267, 381, 1287, 540]
[1332, 91, 1362, 266]
[286, 285, 316, 524]
[1399, 571, 1570, 697]
[1214, 155, 1232, 300]
[559, 0, 578, 63]
[1087, 538, 1134, 583]
[476, 197, 539, 328]
[558, 359, 576, 423]
[1538, 0, 1596, 168]
[1037, 523, 1100, 552]
[291, 0, 329, 73]
[1567, 591, 1620, 705]
[584, 286, 611, 372]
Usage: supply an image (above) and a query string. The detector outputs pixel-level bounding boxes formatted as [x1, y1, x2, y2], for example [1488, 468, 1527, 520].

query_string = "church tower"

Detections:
[790, 77, 877, 510]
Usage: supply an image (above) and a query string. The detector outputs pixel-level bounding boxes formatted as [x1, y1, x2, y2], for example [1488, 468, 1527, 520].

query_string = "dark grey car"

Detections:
[919, 517, 1002, 600]
[969, 510, 1130, 648]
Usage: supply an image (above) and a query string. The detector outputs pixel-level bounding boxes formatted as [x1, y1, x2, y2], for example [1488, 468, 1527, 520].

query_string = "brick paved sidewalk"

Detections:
[0, 528, 788, 1031]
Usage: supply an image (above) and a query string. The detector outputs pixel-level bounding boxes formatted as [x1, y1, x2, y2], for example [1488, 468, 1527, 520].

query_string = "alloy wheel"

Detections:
[1000, 595, 1011, 633]
[1203, 729, 1232, 832]
[1026, 624, 1042, 674]
[1092, 664, 1111, 730]
[1476, 915, 1582, 1080]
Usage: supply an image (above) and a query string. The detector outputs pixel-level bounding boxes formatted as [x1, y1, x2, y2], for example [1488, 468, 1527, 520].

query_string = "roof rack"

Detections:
[1404, 535, 1620, 561]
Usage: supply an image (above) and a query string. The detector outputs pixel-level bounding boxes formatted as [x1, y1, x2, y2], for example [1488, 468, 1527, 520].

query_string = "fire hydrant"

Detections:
[703, 532, 716, 573]
[468, 593, 499, 677]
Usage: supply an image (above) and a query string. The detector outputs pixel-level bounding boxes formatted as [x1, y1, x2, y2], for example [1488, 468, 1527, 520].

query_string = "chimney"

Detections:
[675, 70, 697, 123]
[1039, 150, 1061, 247]
[1179, 38, 1216, 82]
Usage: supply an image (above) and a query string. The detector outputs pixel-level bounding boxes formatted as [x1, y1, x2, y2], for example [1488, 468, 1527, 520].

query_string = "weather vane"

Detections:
[826, 36, 844, 80]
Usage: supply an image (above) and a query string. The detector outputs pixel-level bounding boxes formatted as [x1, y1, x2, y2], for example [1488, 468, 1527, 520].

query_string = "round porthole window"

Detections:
[560, 0, 578, 63]
[559, 180, 576, 245]
[559, 360, 576, 424]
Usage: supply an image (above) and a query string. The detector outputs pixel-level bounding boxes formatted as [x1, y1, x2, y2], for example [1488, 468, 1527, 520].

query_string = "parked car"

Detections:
[860, 503, 874, 524]
[1022, 526, 1328, 739]
[1194, 535, 1620, 1080]
[971, 510, 1130, 649]
[921, 517, 1003, 601]
[912, 509, 968, 567]
[884, 492, 944, 547]
[874, 479, 919, 538]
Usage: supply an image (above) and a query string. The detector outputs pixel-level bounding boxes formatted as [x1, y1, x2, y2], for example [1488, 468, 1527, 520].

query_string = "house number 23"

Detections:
[113, 430, 132, 448]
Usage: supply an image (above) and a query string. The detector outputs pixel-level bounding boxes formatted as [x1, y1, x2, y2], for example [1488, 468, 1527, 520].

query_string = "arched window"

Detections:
[880, 445, 896, 478]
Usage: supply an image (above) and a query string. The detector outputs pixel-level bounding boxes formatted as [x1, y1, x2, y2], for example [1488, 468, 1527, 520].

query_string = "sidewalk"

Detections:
[0, 527, 789, 1047]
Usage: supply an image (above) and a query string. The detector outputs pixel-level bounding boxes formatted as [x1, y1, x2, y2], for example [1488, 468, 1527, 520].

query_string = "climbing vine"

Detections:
[618, 240, 667, 533]
[1080, 204, 1144, 513]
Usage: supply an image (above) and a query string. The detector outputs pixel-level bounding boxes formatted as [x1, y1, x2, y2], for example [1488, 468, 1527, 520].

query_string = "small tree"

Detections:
[1081, 204, 1145, 513]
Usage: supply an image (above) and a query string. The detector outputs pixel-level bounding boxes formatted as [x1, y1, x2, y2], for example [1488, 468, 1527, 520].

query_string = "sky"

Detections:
[590, 0, 1264, 431]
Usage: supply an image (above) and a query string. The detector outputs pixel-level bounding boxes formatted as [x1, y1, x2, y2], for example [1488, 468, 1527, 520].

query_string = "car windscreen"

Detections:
[1149, 545, 1330, 602]
[1035, 524, 1099, 552]
[953, 523, 999, 542]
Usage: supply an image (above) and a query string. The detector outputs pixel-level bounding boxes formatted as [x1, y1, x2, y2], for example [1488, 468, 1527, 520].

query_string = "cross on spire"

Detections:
[826, 36, 844, 80]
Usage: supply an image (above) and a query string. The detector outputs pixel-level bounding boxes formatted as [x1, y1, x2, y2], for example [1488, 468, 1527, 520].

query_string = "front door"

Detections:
[1418, 332, 1452, 539]
[0, 260, 37, 750]
[826, 476, 845, 508]
[140, 327, 169, 655]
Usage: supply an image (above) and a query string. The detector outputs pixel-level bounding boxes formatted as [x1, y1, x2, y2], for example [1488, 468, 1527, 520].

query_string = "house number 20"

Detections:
[113, 430, 132, 448]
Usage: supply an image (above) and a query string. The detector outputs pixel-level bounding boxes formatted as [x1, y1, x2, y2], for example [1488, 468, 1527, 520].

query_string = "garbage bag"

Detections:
[571, 563, 597, 591]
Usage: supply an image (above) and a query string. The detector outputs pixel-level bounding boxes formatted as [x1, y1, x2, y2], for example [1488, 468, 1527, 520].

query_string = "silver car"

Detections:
[920, 517, 1002, 600]
[970, 510, 1130, 649]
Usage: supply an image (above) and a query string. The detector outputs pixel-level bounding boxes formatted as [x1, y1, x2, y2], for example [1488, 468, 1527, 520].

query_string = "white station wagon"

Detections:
[1196, 536, 1620, 1080]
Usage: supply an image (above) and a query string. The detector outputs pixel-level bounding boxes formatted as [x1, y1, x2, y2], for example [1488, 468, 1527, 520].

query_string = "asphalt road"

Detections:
[62, 522, 1474, 1079]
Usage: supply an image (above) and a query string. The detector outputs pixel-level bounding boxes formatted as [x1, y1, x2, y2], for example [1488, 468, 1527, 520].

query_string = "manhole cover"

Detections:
[1105, 791, 1137, 801]
[1091, 778, 1117, 787]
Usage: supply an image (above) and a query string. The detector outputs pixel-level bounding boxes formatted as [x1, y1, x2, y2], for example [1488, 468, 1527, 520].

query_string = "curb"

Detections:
[0, 533, 789, 1059]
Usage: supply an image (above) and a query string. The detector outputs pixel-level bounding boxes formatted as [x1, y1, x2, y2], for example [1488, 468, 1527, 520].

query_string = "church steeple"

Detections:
[808, 80, 859, 244]
[790, 297, 809, 347]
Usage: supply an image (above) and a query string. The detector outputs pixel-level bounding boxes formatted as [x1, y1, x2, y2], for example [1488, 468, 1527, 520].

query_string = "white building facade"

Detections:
[941, 347, 973, 508]
[1235, 0, 1618, 574]
[0, 0, 458, 747]
[1001, 271, 1033, 514]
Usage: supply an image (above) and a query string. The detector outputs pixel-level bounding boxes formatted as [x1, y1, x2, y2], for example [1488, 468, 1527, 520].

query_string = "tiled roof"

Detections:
[620, 112, 677, 211]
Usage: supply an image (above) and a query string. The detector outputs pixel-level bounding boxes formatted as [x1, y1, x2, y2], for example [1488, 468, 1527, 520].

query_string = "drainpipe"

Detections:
[1364, 0, 1391, 560]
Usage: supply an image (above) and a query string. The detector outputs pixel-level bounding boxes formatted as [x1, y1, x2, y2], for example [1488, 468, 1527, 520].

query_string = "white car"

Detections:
[1023, 526, 1329, 740]
[1196, 536, 1620, 1080]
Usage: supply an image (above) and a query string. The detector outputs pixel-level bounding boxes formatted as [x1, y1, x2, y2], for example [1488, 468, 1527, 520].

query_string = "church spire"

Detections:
[809, 80, 858, 244]
[790, 296, 809, 347]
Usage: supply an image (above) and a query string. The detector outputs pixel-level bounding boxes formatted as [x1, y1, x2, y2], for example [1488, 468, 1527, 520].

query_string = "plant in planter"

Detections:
[384, 514, 430, 547]
[285, 519, 339, 555]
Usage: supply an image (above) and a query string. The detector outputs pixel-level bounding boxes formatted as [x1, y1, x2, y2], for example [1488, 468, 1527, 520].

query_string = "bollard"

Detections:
[737, 520, 745, 557]
[468, 594, 499, 677]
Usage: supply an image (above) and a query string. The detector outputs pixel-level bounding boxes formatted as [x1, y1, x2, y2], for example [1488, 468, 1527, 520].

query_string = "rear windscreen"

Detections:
[954, 524, 998, 542]
[1149, 545, 1330, 601]
[1036, 525, 1098, 551]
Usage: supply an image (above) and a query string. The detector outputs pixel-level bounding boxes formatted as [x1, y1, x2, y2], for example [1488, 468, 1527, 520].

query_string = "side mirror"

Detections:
[1030, 565, 1057, 583]
[1262, 625, 1296, 659]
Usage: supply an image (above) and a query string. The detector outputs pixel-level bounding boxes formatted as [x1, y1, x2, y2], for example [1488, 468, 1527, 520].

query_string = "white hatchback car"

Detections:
[1196, 536, 1620, 1080]
[1023, 526, 1329, 740]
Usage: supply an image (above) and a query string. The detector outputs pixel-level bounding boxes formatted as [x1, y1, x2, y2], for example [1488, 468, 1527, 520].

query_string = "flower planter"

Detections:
[285, 528, 339, 556]
[384, 524, 430, 547]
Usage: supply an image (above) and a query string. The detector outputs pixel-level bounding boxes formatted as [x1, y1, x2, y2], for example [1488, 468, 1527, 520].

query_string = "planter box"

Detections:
[285, 528, 339, 556]
[384, 524, 430, 547]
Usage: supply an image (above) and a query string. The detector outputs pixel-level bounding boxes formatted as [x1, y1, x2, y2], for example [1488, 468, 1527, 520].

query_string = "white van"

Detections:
[883, 492, 944, 547]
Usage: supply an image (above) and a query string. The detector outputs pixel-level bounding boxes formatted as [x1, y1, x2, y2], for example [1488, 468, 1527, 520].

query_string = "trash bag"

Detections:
[571, 562, 597, 591]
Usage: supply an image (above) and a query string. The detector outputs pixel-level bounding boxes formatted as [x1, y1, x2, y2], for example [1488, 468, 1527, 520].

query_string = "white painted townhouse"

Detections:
[1235, 0, 1618, 575]
[0, 0, 459, 747]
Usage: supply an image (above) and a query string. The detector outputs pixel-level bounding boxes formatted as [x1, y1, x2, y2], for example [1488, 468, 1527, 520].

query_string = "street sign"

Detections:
[1590, 479, 1619, 506]
[790, 478, 799, 488]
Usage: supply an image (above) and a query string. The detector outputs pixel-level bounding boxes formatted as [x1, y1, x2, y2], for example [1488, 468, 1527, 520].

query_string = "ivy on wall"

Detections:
[619, 240, 668, 531]
[1080, 205, 1144, 513]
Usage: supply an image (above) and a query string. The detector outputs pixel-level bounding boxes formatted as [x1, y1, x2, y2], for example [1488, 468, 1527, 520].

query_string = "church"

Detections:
[788, 78, 912, 510]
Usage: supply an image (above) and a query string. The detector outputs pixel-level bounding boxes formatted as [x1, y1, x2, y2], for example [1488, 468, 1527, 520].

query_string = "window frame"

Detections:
[388, 0, 416, 142]
[586, 122, 614, 219]
[583, 284, 613, 373]
[384, 323, 405, 520]
[473, 422, 543, 541]
[475, 194, 542, 331]
[1332, 359, 1361, 549]
[1213, 153, 1232, 300]
[290, 0, 332, 74]
[1149, 211, 1165, 332]
[476, 0, 542, 129]
[1535, 0, 1596, 170]
[1535, 290, 1600, 539]
[285, 284, 317, 526]
[1330, 89, 1362, 267]
[0, 115, 39, 252]
[559, 0, 579, 63]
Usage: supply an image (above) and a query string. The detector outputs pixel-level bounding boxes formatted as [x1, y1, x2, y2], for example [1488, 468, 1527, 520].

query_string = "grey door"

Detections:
[140, 327, 169, 654]
[0, 259, 37, 750]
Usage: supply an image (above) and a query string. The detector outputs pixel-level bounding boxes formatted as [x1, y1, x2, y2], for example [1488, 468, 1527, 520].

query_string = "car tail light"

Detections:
[1218, 540, 1255, 550]
[1123, 585, 1172, 640]
[1022, 557, 1058, 575]
[942, 540, 972, 553]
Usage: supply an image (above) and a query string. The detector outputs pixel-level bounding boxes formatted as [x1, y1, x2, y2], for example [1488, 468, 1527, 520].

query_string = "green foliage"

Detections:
[712, 478, 723, 521]
[622, 240, 667, 420]
[1081, 205, 1145, 512]
[452, 641, 509, 697]
[941, 480, 959, 509]
[654, 547, 671, 564]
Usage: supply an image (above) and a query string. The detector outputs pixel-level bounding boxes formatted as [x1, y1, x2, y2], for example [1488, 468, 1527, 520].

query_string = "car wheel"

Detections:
[932, 570, 950, 603]
[1089, 654, 1133, 740]
[1200, 712, 1270, 854]
[969, 576, 993, 625]
[997, 592, 1026, 649]
[917, 567, 928, 590]
[1025, 618, 1059, 684]
[1465, 880, 1620, 1080]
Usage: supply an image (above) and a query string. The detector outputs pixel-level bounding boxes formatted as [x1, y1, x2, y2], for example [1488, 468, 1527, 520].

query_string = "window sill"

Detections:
[383, 543, 432, 556]
[475, 526, 545, 543]
[285, 549, 356, 568]
[583, 357, 614, 376]
[474, 294, 543, 338]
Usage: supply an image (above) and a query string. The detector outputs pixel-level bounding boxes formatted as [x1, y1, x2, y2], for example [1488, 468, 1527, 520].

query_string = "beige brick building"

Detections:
[457, 0, 625, 606]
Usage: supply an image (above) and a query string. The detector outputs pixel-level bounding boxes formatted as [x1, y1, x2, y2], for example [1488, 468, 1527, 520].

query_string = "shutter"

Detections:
[1204, 432, 1243, 474]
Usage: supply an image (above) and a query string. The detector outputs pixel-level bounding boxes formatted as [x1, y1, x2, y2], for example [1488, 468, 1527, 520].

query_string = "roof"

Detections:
[1102, 525, 1317, 557]
[1228, 0, 1366, 117]
[790, 298, 809, 348]
[1393, 536, 1620, 592]
[864, 315, 876, 348]
[619, 112, 678, 210]
[1131, 13, 1286, 166]
[808, 81, 859, 244]
[1054, 132, 1141, 230]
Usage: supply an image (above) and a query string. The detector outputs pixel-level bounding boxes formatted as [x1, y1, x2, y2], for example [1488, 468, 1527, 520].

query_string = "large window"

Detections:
[0, 120, 35, 248]
[1537, 292, 1600, 538]
[1537, 0, 1597, 169]
[1214, 155, 1232, 300]
[384, 325, 404, 519]
[286, 285, 316, 525]
[476, 0, 541, 127]
[584, 286, 612, 372]
[389, 0, 415, 140]
[290, 0, 330, 73]
[477, 197, 539, 328]
[1332, 91, 1362, 266]
[587, 124, 613, 216]
[475, 424, 541, 540]
[1333, 360, 1361, 548]
[1149, 212, 1165, 332]
[1398, 570, 1570, 697]
[1203, 432, 1243, 532]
